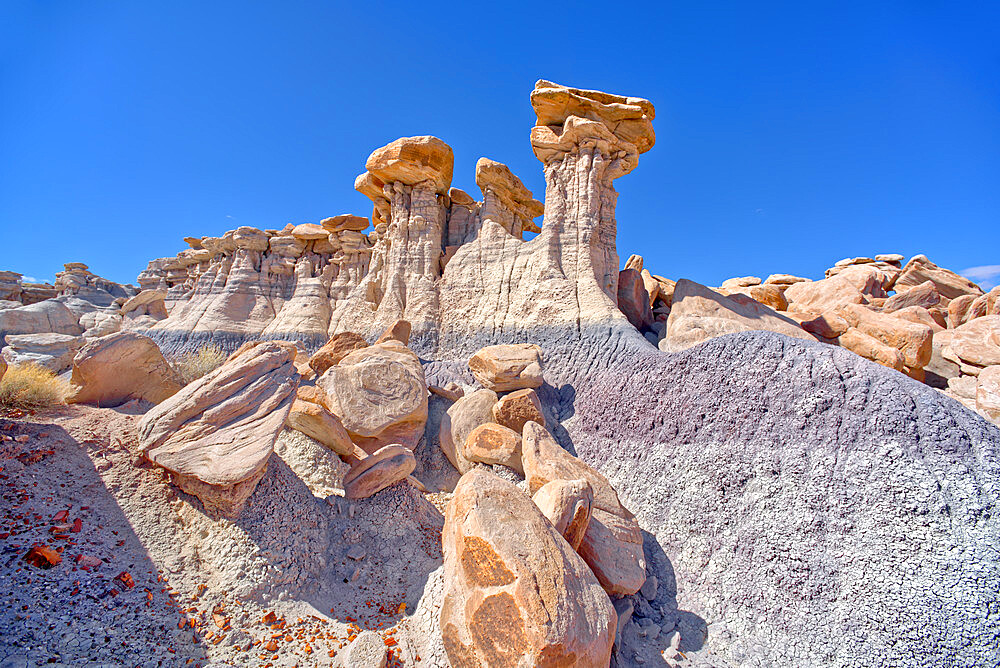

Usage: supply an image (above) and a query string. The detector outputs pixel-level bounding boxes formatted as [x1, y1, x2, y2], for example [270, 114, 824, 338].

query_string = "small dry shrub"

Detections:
[172, 344, 228, 384]
[0, 363, 69, 409]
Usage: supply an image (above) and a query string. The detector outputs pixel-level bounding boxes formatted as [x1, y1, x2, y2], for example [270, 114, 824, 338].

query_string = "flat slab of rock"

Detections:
[137, 341, 299, 517]
[343, 444, 416, 499]
[468, 344, 544, 391]
[66, 332, 183, 406]
[522, 421, 646, 596]
[441, 469, 615, 667]
[1, 333, 83, 373]
[895, 255, 984, 300]
[662, 279, 814, 352]
[317, 340, 427, 453]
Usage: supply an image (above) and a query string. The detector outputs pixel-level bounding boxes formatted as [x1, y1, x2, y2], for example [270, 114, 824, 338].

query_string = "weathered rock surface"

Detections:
[342, 444, 416, 499]
[284, 398, 354, 456]
[881, 280, 942, 313]
[522, 421, 646, 596]
[837, 303, 933, 370]
[531, 478, 594, 551]
[316, 340, 427, 453]
[618, 267, 654, 330]
[661, 279, 814, 351]
[1, 333, 83, 373]
[948, 315, 1000, 368]
[977, 365, 1000, 422]
[574, 331, 1000, 665]
[441, 469, 615, 667]
[468, 344, 544, 391]
[784, 275, 865, 316]
[365, 135, 454, 194]
[65, 332, 183, 407]
[138, 341, 299, 517]
[894, 254, 984, 299]
[491, 388, 545, 433]
[463, 423, 522, 473]
[838, 326, 905, 371]
[308, 331, 369, 375]
[0, 300, 83, 338]
[439, 389, 497, 474]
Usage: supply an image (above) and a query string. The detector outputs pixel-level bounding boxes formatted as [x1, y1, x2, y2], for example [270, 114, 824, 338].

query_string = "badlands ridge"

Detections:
[0, 81, 998, 667]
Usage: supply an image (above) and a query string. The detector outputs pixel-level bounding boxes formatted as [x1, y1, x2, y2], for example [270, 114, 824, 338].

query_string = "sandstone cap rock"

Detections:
[474, 157, 544, 225]
[290, 223, 328, 240]
[320, 214, 369, 233]
[365, 135, 454, 194]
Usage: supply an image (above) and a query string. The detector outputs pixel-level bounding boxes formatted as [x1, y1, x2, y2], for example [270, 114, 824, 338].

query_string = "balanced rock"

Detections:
[439, 388, 498, 474]
[468, 344, 544, 392]
[491, 388, 545, 433]
[895, 255, 984, 300]
[463, 423, 522, 473]
[137, 341, 299, 517]
[66, 332, 183, 407]
[308, 331, 369, 375]
[285, 398, 354, 457]
[441, 469, 616, 667]
[320, 214, 369, 233]
[343, 444, 416, 499]
[317, 340, 427, 453]
[475, 157, 544, 231]
[662, 279, 813, 352]
[365, 135, 454, 194]
[522, 421, 646, 596]
[532, 478, 594, 551]
[1, 333, 83, 373]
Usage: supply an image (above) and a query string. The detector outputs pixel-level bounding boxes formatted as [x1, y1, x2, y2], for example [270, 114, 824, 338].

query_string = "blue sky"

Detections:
[1, 1, 998, 289]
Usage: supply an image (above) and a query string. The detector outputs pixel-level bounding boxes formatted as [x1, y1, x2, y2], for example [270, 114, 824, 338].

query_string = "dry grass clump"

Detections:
[0, 363, 69, 410]
[172, 344, 228, 384]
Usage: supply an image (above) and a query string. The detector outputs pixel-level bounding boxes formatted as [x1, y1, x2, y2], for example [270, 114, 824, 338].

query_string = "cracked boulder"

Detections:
[441, 469, 615, 667]
[66, 332, 183, 406]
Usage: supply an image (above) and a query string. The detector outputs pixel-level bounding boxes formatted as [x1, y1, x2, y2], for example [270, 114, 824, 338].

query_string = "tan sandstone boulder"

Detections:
[618, 268, 654, 331]
[837, 304, 933, 369]
[343, 444, 416, 499]
[374, 318, 411, 346]
[463, 423, 522, 473]
[977, 365, 1000, 422]
[439, 389, 498, 474]
[532, 478, 594, 551]
[137, 341, 299, 517]
[838, 327, 905, 372]
[522, 421, 646, 596]
[662, 279, 814, 352]
[948, 316, 1000, 368]
[491, 388, 545, 433]
[66, 332, 183, 407]
[468, 344, 544, 392]
[784, 275, 866, 316]
[894, 255, 983, 300]
[882, 280, 942, 313]
[365, 135, 454, 194]
[285, 398, 354, 457]
[441, 469, 616, 667]
[308, 331, 369, 375]
[317, 340, 428, 453]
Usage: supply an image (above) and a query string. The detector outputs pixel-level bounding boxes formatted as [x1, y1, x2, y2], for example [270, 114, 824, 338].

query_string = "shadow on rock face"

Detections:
[612, 530, 708, 667]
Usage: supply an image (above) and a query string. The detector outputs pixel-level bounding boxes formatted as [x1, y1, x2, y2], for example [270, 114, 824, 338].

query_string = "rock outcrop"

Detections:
[441, 469, 616, 667]
[137, 341, 299, 517]
[65, 332, 183, 407]
[316, 340, 427, 453]
[1, 333, 83, 373]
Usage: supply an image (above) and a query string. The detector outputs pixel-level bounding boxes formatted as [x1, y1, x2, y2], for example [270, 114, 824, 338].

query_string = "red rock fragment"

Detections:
[24, 544, 61, 569]
[52, 510, 68, 522]
[75, 554, 102, 569]
[71, 518, 82, 533]
[115, 571, 135, 589]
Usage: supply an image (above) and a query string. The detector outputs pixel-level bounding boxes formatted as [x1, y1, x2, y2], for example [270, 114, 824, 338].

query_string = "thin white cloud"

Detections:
[22, 276, 39, 283]
[961, 264, 1000, 291]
